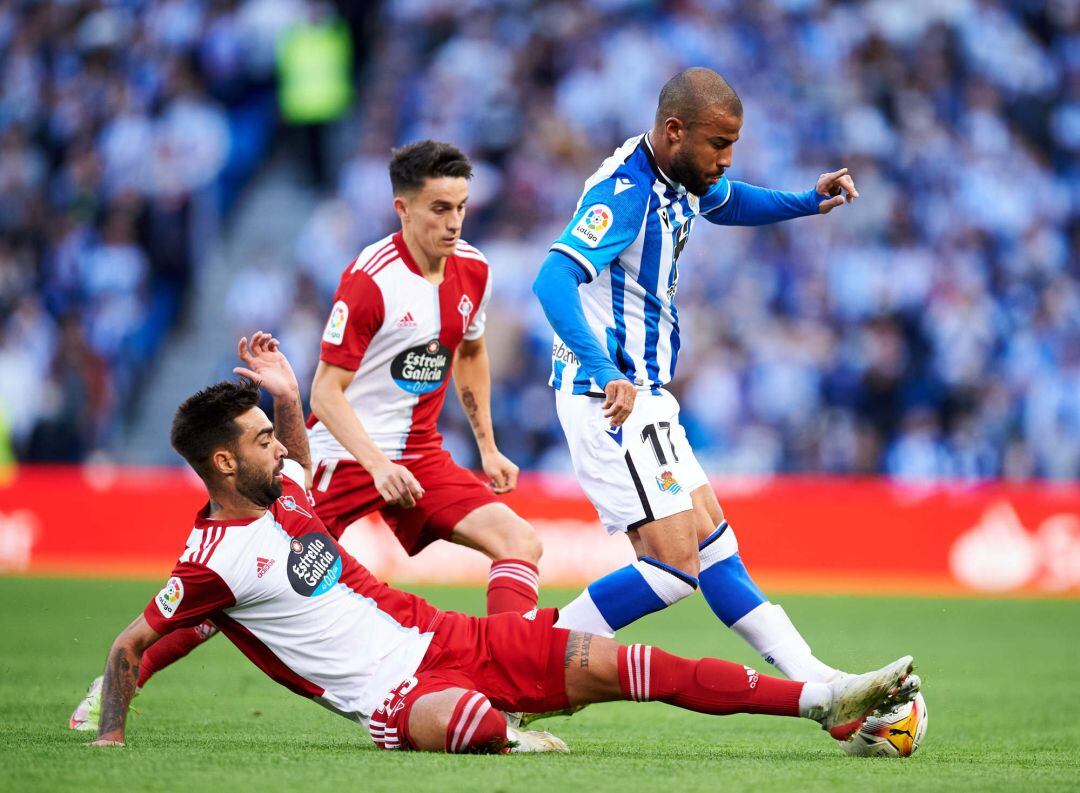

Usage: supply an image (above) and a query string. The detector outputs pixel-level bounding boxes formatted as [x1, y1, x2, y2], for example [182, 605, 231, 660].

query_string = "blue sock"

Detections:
[697, 522, 767, 627]
[556, 558, 697, 636]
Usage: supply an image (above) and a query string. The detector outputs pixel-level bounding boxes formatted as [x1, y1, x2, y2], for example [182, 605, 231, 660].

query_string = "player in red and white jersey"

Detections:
[69, 149, 541, 732]
[307, 140, 541, 616]
[84, 335, 920, 753]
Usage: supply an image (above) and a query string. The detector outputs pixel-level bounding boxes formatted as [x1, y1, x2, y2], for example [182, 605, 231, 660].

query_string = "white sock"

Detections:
[731, 602, 841, 682]
[555, 589, 615, 637]
[797, 682, 832, 721]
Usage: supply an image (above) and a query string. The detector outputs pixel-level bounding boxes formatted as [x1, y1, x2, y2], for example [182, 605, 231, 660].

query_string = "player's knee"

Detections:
[698, 521, 739, 567]
[444, 691, 508, 754]
[495, 516, 542, 564]
[647, 546, 700, 578]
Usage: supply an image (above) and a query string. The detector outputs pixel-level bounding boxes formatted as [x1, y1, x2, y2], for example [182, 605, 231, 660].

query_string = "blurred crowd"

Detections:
[279, 0, 1080, 481]
[0, 0, 322, 460]
[6, 0, 1080, 482]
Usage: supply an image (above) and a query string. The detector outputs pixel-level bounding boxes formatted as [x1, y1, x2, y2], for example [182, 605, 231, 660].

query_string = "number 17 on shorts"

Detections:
[555, 389, 709, 535]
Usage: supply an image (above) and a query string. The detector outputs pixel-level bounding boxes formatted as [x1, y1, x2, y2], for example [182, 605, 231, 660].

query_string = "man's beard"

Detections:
[235, 458, 283, 507]
[669, 148, 711, 196]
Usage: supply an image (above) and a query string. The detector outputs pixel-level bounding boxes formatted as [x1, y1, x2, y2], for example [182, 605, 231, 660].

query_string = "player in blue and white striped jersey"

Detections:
[534, 67, 874, 687]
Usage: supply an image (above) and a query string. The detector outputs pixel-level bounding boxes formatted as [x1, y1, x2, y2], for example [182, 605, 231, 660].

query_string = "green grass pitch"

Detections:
[1, 577, 1077, 792]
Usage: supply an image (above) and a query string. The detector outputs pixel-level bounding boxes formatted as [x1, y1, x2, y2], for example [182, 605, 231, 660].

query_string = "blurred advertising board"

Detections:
[1, 466, 1077, 596]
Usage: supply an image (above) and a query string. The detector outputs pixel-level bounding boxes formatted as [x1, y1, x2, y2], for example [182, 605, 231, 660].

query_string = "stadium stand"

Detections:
[3, 0, 1078, 481]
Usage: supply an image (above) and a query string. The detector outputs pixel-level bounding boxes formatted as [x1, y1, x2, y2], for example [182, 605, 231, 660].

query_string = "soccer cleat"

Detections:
[516, 704, 587, 729]
[69, 675, 104, 732]
[69, 675, 139, 732]
[816, 655, 918, 741]
[505, 725, 570, 753]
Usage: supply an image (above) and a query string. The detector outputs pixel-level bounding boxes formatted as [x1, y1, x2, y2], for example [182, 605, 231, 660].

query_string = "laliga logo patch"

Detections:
[322, 301, 348, 345]
[154, 576, 184, 619]
[571, 204, 613, 248]
[287, 532, 342, 597]
[655, 470, 682, 495]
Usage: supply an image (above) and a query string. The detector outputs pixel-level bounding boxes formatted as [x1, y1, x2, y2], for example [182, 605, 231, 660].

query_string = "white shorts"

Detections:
[555, 388, 708, 534]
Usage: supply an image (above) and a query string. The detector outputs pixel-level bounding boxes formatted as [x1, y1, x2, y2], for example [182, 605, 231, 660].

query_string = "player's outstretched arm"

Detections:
[233, 332, 312, 490]
[702, 169, 858, 226]
[86, 615, 161, 747]
[454, 337, 518, 493]
[310, 361, 425, 507]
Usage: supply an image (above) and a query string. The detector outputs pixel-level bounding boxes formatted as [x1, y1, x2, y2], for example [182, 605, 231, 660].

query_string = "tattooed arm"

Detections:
[88, 615, 161, 746]
[273, 388, 312, 490]
[454, 337, 518, 494]
[233, 332, 312, 490]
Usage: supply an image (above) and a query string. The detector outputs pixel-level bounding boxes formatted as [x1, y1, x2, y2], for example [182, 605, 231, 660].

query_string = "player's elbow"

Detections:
[113, 617, 159, 659]
[532, 265, 559, 312]
[309, 371, 336, 420]
[309, 384, 328, 421]
[531, 270, 546, 302]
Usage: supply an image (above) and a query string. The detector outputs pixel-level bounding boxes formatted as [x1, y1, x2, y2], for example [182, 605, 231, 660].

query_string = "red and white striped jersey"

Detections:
[142, 461, 442, 728]
[307, 231, 492, 464]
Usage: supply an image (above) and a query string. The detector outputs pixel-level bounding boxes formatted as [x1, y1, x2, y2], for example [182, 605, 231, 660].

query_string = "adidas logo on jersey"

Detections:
[397, 312, 417, 329]
[256, 557, 275, 578]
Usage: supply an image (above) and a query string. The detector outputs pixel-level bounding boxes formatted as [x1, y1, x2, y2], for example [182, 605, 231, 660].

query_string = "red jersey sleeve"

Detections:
[319, 270, 385, 371]
[143, 562, 236, 635]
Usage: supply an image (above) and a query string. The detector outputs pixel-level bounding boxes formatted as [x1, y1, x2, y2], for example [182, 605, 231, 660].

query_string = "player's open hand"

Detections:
[815, 168, 859, 214]
[233, 332, 300, 399]
[371, 460, 425, 508]
[603, 379, 636, 428]
[481, 449, 519, 494]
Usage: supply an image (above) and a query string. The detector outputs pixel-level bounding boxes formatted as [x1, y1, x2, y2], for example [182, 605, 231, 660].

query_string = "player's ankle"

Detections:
[797, 682, 831, 722]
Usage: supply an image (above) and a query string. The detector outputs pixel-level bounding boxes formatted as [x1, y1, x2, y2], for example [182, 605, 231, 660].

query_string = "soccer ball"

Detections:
[840, 692, 928, 757]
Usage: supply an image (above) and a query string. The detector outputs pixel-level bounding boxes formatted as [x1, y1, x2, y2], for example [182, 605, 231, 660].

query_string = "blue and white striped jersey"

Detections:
[547, 133, 734, 395]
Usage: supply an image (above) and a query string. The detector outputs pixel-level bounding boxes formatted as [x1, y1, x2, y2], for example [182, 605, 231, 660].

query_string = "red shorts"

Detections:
[311, 450, 498, 554]
[369, 607, 571, 751]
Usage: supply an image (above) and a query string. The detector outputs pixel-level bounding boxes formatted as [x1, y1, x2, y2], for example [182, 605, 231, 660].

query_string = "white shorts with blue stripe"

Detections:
[555, 388, 709, 534]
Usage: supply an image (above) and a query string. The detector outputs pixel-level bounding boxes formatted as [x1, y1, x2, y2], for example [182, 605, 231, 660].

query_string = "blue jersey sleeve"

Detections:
[532, 252, 627, 388]
[549, 176, 650, 282]
[699, 178, 822, 226]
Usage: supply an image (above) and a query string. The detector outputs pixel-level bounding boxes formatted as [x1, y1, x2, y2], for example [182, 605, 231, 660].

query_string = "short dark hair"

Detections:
[170, 379, 261, 480]
[655, 67, 743, 126]
[388, 140, 472, 196]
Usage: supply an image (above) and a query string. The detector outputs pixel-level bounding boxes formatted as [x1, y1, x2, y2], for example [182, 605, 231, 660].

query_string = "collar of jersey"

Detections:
[392, 231, 423, 276]
[393, 231, 458, 281]
[194, 502, 267, 528]
[641, 132, 686, 195]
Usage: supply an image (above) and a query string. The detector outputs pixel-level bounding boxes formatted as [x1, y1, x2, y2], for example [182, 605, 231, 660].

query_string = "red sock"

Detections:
[618, 644, 803, 717]
[137, 622, 217, 687]
[444, 691, 508, 754]
[486, 559, 539, 615]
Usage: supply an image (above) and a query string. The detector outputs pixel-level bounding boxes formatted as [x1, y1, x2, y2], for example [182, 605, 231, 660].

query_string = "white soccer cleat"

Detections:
[817, 655, 918, 741]
[69, 675, 139, 732]
[69, 675, 103, 732]
[505, 724, 570, 754]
